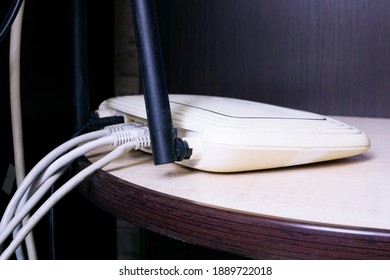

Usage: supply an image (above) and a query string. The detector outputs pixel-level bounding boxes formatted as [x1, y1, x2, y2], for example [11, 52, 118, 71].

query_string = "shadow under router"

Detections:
[97, 94, 370, 173]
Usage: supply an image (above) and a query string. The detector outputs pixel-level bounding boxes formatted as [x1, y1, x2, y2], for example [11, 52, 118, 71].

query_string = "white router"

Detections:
[97, 94, 370, 173]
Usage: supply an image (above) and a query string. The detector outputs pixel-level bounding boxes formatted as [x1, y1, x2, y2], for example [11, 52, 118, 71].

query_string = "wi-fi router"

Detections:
[97, 94, 370, 172]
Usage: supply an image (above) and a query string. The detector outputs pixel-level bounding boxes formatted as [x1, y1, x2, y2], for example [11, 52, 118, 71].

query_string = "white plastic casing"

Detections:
[97, 94, 370, 172]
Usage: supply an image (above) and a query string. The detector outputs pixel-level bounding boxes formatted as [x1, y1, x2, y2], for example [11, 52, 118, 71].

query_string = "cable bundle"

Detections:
[0, 123, 151, 260]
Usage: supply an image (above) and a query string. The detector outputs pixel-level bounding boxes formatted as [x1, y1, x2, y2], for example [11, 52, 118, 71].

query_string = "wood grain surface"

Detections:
[77, 117, 390, 259]
[155, 0, 390, 118]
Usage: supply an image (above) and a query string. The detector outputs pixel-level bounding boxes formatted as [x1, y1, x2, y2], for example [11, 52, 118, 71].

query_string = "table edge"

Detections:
[76, 158, 390, 259]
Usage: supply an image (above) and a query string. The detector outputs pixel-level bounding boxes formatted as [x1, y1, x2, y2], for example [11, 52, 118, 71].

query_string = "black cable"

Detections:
[0, 0, 24, 42]
[71, 0, 90, 132]
[72, 114, 125, 138]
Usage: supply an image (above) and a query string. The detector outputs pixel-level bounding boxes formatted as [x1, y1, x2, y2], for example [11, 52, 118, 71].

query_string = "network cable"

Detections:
[0, 135, 151, 260]
[0, 130, 108, 234]
[8, 0, 27, 260]
[16, 123, 149, 224]
[0, 122, 135, 232]
[1, 123, 140, 233]
[0, 123, 150, 259]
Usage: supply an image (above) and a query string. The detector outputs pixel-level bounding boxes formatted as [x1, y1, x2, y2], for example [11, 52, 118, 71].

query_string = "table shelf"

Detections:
[78, 116, 390, 259]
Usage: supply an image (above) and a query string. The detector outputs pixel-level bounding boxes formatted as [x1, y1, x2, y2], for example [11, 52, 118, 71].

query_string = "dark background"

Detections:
[0, 0, 116, 259]
[156, 0, 390, 118]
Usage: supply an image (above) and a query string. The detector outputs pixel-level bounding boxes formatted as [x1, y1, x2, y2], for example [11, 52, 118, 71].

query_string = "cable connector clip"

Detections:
[174, 138, 192, 162]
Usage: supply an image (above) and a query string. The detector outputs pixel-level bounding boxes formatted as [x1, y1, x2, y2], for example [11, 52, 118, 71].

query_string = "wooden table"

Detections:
[78, 116, 390, 259]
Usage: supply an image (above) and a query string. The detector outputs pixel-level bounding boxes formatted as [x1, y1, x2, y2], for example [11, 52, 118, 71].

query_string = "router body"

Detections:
[97, 94, 370, 172]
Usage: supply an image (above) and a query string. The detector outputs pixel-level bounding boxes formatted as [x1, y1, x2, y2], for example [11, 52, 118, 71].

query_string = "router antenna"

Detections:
[130, 0, 177, 165]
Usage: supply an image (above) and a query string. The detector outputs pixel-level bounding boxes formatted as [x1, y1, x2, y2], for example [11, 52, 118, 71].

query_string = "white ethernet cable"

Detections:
[0, 129, 108, 235]
[8, 133, 137, 236]
[5, 164, 69, 259]
[0, 123, 150, 259]
[0, 136, 151, 260]
[2, 123, 149, 234]
[9, 0, 25, 189]
[12, 166, 68, 257]
[0, 123, 135, 233]
[0, 131, 104, 260]
[9, 0, 27, 260]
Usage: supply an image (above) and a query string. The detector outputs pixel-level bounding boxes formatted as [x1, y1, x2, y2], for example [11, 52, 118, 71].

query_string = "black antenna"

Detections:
[71, 0, 90, 132]
[130, 0, 177, 165]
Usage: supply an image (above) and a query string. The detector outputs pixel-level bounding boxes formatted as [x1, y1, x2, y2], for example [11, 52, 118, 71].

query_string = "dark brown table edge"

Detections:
[76, 158, 390, 259]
